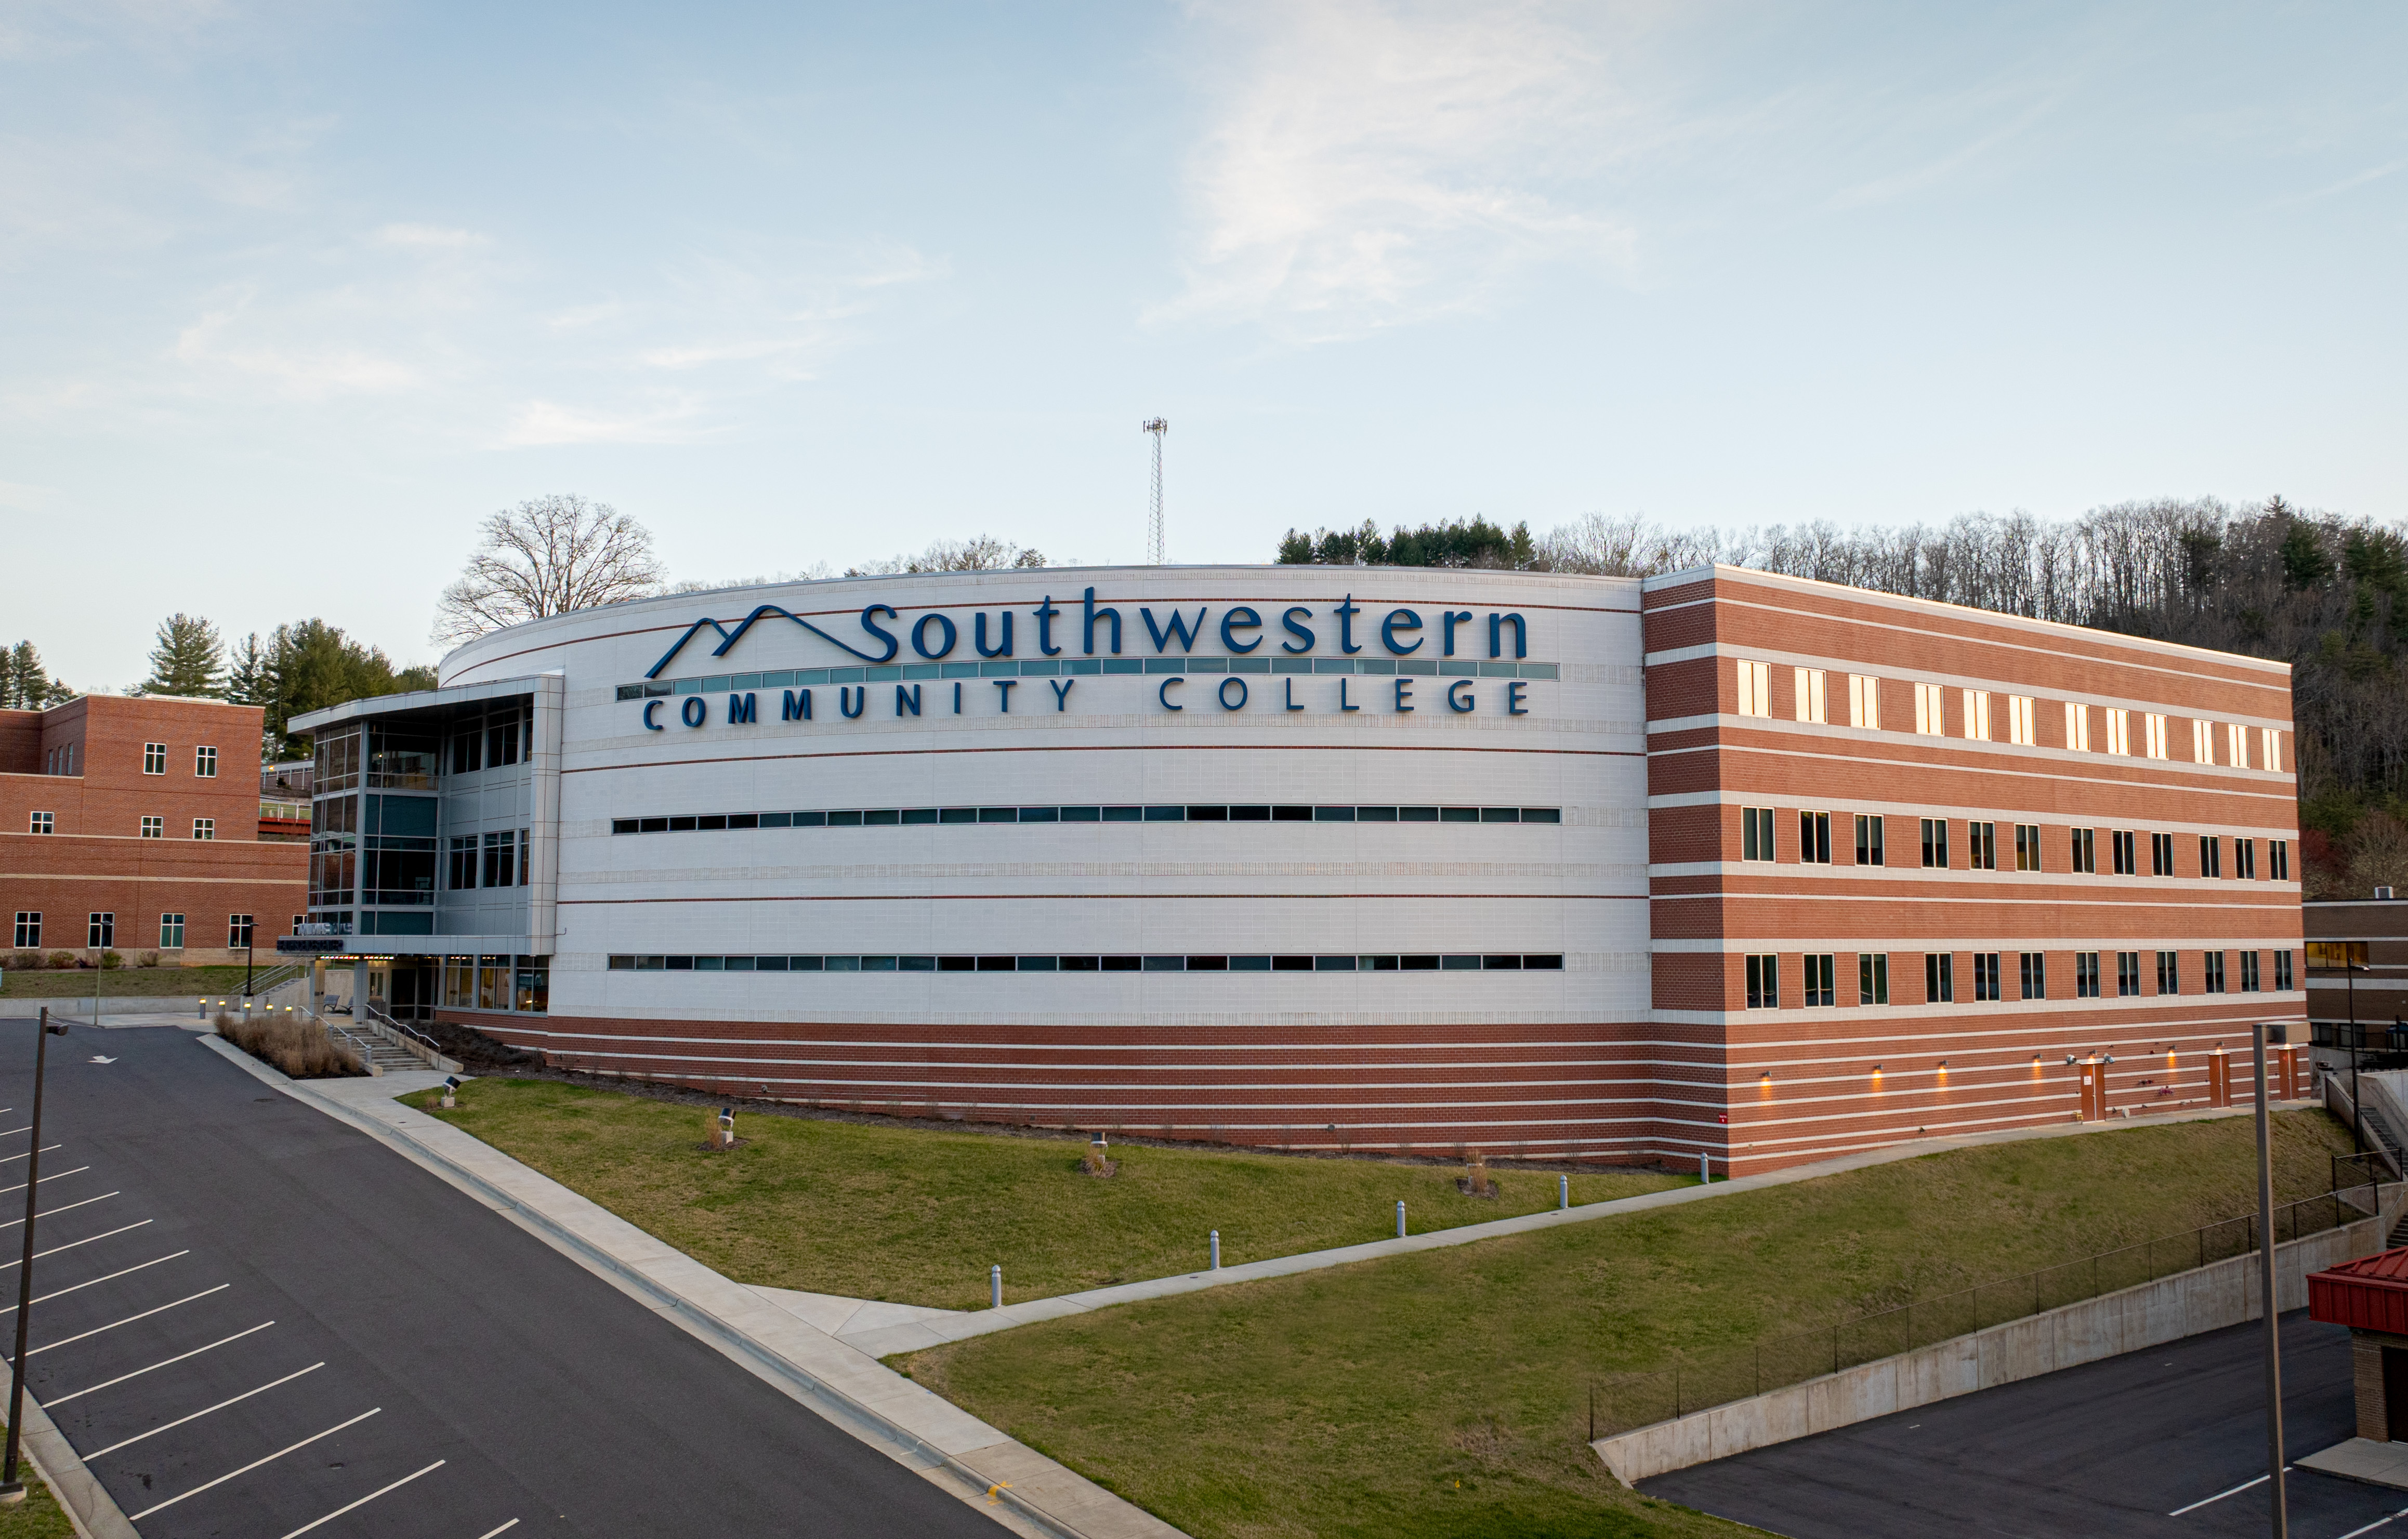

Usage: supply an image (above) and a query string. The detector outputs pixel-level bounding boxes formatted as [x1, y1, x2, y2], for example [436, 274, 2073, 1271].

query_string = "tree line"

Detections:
[1279, 499, 2408, 895]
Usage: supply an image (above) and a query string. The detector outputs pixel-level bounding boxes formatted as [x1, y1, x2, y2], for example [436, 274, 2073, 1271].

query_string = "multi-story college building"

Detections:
[2, 695, 306, 965]
[286, 564, 2306, 1173]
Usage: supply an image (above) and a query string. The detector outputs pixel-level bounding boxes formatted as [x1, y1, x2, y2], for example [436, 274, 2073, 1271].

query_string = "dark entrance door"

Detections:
[2385, 1346, 2408, 1441]
[389, 959, 437, 1021]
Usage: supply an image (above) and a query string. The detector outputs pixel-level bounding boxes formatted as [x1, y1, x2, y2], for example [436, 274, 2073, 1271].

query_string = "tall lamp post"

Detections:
[0, 1009, 70, 1505]
[2254, 1021, 2288, 1539]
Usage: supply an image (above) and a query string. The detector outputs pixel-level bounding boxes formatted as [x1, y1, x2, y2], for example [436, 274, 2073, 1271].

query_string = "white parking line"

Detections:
[0, 1250, 188, 1316]
[17, 1284, 229, 1362]
[276, 1459, 446, 1539]
[475, 1521, 521, 1538]
[2339, 1508, 2408, 1539]
[48, 1320, 273, 1405]
[2169, 1470, 2283, 1515]
[85, 1362, 324, 1458]
[0, 1219, 151, 1270]
[0, 1143, 62, 1165]
[0, 1165, 90, 1197]
[0, 1191, 120, 1231]
[0, 1125, 31, 1137]
[126, 1407, 380, 1522]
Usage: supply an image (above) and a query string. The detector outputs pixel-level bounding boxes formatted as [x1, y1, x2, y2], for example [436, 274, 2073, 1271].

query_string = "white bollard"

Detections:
[1209, 1230, 1220, 1270]
[1396, 1199, 1406, 1239]
[990, 1264, 1003, 1309]
[1559, 1173, 1569, 1210]
[1700, 1151, 1709, 1184]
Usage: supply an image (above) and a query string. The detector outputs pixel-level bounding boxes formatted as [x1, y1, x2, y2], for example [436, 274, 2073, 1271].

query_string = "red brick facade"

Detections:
[0, 696, 305, 963]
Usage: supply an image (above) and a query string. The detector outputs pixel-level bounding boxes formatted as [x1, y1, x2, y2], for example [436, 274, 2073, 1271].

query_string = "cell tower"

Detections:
[1141, 417, 1168, 564]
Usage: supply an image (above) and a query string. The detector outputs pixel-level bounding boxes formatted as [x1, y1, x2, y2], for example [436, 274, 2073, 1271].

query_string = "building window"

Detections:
[2271, 839, 2290, 881]
[1735, 659, 1771, 717]
[2105, 709, 2131, 755]
[1741, 807, 1775, 862]
[2143, 713, 2169, 759]
[158, 913, 185, 949]
[2239, 951, 2260, 991]
[228, 914, 254, 948]
[2203, 950, 2227, 993]
[2198, 835, 2221, 879]
[28, 812, 51, 835]
[448, 837, 477, 889]
[2065, 701, 2090, 752]
[1848, 674, 1880, 729]
[88, 912, 113, 949]
[2006, 695, 2036, 746]
[2075, 951, 2101, 998]
[451, 729, 483, 776]
[2070, 827, 2095, 874]
[2020, 951, 2047, 1000]
[2262, 727, 2281, 774]
[1968, 821, 1997, 870]
[1920, 817, 1951, 869]
[2112, 830, 2137, 875]
[2156, 949, 2179, 994]
[193, 818, 215, 841]
[1802, 953, 1836, 1007]
[2307, 940, 2368, 970]
[1744, 954, 1780, 1009]
[2014, 823, 2042, 871]
[1972, 952, 2003, 1001]
[2226, 722, 2248, 768]
[2150, 832, 2175, 876]
[487, 715, 522, 768]
[1855, 814, 1885, 866]
[2235, 838, 2255, 880]
[2276, 951, 2294, 990]
[1799, 812, 1832, 864]
[292, 914, 305, 934]
[12, 913, 38, 949]
[1794, 668, 1826, 724]
[2117, 951, 2141, 997]
[519, 828, 532, 885]
[140, 816, 163, 839]
[1962, 688, 1991, 741]
[482, 830, 518, 888]
[1860, 953, 1889, 1005]
[2191, 718, 2215, 764]
[195, 745, 218, 778]
[142, 742, 166, 775]
[1914, 683, 1945, 736]
[1925, 952, 1955, 1003]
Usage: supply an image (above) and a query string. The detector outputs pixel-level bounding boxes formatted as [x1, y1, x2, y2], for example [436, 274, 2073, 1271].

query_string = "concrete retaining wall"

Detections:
[1595, 1195, 2398, 1485]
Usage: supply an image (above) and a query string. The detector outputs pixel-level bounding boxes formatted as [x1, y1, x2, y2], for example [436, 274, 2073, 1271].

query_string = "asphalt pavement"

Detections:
[1645, 1311, 2408, 1538]
[0, 1014, 1010, 1538]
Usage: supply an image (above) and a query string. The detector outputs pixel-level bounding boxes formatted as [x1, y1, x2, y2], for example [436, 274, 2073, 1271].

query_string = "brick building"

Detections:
[293, 563, 2305, 1174]
[2, 695, 307, 965]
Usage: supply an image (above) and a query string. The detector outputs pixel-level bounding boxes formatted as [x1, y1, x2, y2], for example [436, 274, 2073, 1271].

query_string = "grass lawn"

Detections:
[406, 1078, 1689, 1308]
[0, 966, 262, 999]
[900, 1109, 2356, 1539]
[0, 1451, 76, 1539]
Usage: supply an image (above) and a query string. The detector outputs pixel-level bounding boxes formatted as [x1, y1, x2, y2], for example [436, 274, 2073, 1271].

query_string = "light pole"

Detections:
[2254, 1021, 2287, 1539]
[0, 1008, 70, 1504]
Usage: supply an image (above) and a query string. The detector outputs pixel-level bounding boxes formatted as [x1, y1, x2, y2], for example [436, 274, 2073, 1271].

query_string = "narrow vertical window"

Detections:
[2275, 951, 2294, 990]
[2156, 950, 2179, 994]
[2150, 832, 2175, 876]
[2191, 719, 2214, 764]
[2240, 951, 2260, 991]
[2198, 834, 2221, 879]
[2144, 713, 2168, 759]
[1962, 689, 1991, 741]
[12, 913, 40, 949]
[2104, 709, 2130, 755]
[2235, 838, 2255, 879]
[1735, 659, 1771, 718]
[2271, 839, 2290, 881]
[2007, 695, 2036, 746]
[1794, 668, 1826, 724]
[1803, 954, 1835, 1007]
[1914, 683, 1945, 736]
[2075, 951, 2100, 998]
[1972, 952, 2002, 1001]
[519, 827, 532, 885]
[2117, 951, 2140, 996]
[1859, 953, 1889, 1005]
[1745, 954, 1780, 1009]
[1849, 674, 1881, 729]
[88, 912, 113, 948]
[2261, 727, 2281, 773]
[1920, 817, 1950, 869]
[2228, 722, 2249, 768]
[1799, 812, 1831, 864]
[2014, 823, 2042, 871]
[2064, 701, 2090, 752]
[2070, 827, 2096, 873]
[1968, 821, 1997, 870]
[1855, 814, 1885, 867]
[1925, 952, 1954, 1003]
[2112, 830, 2136, 875]
[2203, 951, 2227, 993]
[2020, 951, 2047, 1000]
[1741, 807, 1775, 862]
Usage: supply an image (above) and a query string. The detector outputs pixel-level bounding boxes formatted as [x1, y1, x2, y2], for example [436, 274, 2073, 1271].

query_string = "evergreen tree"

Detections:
[0, 642, 70, 709]
[231, 619, 438, 757]
[139, 613, 226, 698]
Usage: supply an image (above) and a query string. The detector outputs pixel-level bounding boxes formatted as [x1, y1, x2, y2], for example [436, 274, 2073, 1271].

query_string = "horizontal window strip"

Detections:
[606, 952, 1563, 974]
[611, 804, 1560, 833]
[617, 658, 1561, 700]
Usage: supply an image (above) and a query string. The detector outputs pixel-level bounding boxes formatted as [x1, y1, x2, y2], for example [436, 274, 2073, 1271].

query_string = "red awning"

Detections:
[2309, 1246, 2408, 1335]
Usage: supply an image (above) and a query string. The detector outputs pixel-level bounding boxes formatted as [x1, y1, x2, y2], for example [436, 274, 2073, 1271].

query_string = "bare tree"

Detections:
[844, 535, 1048, 578]
[434, 495, 666, 644]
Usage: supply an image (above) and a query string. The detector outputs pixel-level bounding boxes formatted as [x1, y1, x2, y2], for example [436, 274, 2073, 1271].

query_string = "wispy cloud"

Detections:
[1152, 0, 1644, 339]
[502, 397, 714, 447]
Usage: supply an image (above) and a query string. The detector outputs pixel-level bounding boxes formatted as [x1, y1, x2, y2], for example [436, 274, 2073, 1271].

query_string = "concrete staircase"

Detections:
[325, 1021, 423, 1074]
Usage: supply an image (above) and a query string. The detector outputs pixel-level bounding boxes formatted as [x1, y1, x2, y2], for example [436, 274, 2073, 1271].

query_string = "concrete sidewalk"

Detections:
[210, 1042, 1186, 1539]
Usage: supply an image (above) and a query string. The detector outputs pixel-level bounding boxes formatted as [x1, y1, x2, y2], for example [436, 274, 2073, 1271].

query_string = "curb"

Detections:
[7, 1385, 141, 1539]
[196, 1035, 1157, 1539]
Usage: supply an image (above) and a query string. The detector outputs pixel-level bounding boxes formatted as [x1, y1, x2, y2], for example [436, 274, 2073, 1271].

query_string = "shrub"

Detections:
[45, 952, 74, 970]
[99, 951, 122, 970]
[217, 1013, 363, 1079]
[136, 951, 160, 968]
[4, 950, 37, 971]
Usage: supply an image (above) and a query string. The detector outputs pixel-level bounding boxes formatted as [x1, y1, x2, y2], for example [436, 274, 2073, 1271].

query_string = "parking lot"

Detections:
[0, 1015, 1009, 1537]
[1645, 1312, 2408, 1538]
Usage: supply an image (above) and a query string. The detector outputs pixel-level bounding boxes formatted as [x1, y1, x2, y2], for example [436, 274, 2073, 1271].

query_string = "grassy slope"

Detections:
[1, 966, 260, 999]
[902, 1110, 2356, 1539]
[408, 1078, 1687, 1309]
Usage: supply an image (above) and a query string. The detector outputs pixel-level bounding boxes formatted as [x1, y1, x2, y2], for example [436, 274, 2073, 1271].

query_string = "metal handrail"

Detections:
[1585, 1167, 2390, 1440]
[363, 1003, 440, 1049]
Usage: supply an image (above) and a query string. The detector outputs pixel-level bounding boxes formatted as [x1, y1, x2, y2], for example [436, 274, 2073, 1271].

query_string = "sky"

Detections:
[4, 1, 2404, 691]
